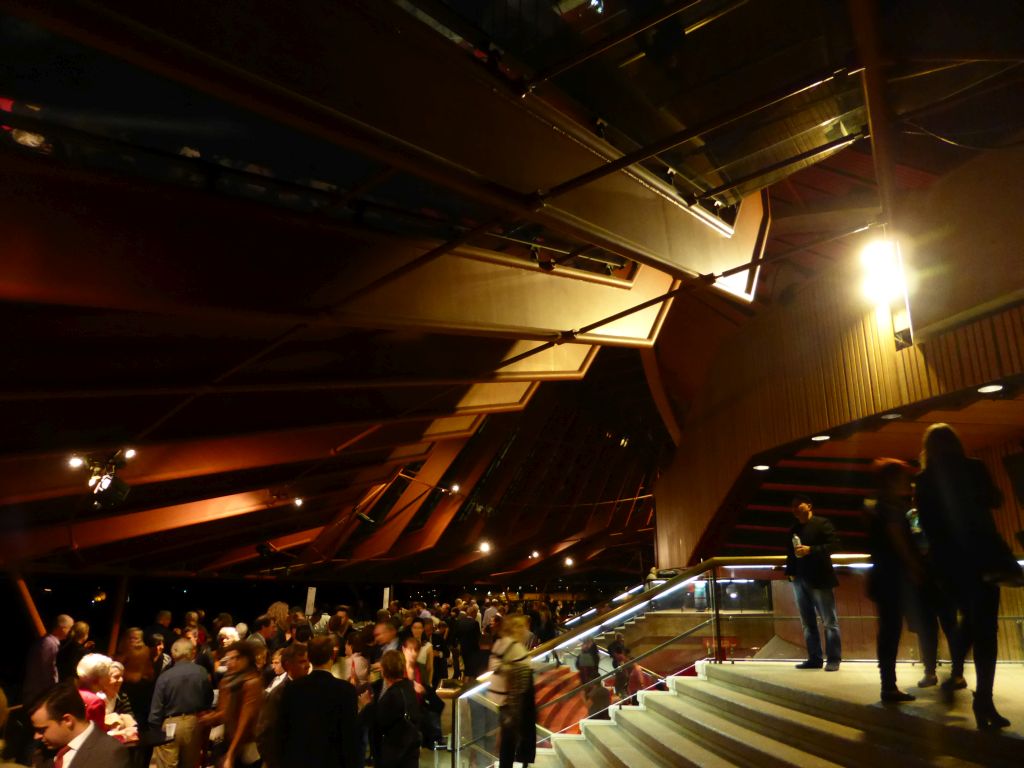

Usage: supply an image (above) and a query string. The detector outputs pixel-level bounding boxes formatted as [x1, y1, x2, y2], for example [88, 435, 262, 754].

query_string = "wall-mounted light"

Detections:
[752, 464, 770, 472]
[880, 413, 902, 421]
[860, 238, 913, 349]
[68, 456, 85, 468]
[978, 383, 1004, 395]
[811, 435, 831, 442]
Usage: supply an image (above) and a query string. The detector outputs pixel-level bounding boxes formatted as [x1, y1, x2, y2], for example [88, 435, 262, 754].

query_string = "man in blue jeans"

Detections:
[786, 495, 842, 671]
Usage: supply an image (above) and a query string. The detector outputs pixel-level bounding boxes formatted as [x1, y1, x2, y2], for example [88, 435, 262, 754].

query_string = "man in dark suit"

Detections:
[280, 636, 359, 768]
[30, 682, 130, 768]
[257, 641, 309, 768]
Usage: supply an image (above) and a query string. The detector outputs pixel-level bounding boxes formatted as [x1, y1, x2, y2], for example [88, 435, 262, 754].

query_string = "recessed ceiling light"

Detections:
[68, 456, 85, 468]
[752, 464, 770, 471]
[880, 413, 902, 420]
[293, 498, 304, 507]
[124, 448, 137, 459]
[479, 541, 492, 553]
[978, 384, 1004, 394]
[564, 557, 574, 567]
[811, 435, 830, 442]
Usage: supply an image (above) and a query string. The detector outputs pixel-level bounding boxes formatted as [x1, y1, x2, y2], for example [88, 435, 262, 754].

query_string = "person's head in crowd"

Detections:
[871, 458, 914, 502]
[422, 618, 434, 639]
[254, 614, 277, 639]
[345, 634, 366, 658]
[101, 661, 125, 700]
[294, 623, 313, 643]
[235, 622, 249, 640]
[266, 601, 290, 631]
[150, 633, 166, 659]
[171, 638, 196, 663]
[410, 618, 425, 643]
[155, 610, 172, 628]
[334, 604, 352, 623]
[401, 635, 420, 666]
[182, 627, 200, 646]
[29, 683, 88, 751]
[68, 621, 90, 646]
[375, 608, 391, 625]
[491, 614, 504, 635]
[437, 620, 448, 637]
[223, 641, 256, 676]
[502, 615, 528, 644]
[380, 650, 405, 683]
[270, 647, 285, 677]
[75, 653, 112, 692]
[281, 642, 309, 680]
[253, 643, 268, 670]
[218, 626, 240, 648]
[921, 422, 966, 469]
[126, 627, 146, 651]
[327, 614, 346, 636]
[373, 621, 397, 648]
[183, 611, 199, 629]
[51, 614, 74, 641]
[212, 613, 234, 636]
[307, 636, 335, 669]
[467, 605, 479, 619]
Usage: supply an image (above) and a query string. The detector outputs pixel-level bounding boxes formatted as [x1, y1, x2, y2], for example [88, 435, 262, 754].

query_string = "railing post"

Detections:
[451, 687, 459, 768]
[709, 566, 724, 663]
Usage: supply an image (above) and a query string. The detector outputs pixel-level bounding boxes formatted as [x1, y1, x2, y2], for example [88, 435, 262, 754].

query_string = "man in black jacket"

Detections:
[280, 636, 359, 768]
[786, 495, 842, 671]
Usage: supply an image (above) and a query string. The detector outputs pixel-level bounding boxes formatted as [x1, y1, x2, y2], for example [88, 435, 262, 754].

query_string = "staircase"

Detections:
[525, 662, 1023, 768]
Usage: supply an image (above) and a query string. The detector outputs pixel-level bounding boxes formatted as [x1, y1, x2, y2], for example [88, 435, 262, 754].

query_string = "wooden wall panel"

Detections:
[655, 256, 1024, 568]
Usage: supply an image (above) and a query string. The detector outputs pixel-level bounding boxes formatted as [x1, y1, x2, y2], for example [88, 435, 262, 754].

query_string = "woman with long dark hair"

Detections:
[915, 423, 1010, 728]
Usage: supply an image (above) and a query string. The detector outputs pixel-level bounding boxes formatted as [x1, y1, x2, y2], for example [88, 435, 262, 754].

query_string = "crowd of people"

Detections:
[11, 597, 564, 768]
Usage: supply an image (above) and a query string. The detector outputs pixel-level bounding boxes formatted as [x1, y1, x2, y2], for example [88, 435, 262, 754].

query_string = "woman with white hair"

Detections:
[76, 653, 113, 731]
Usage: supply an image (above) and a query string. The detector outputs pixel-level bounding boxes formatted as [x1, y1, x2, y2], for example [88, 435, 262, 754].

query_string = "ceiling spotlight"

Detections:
[859, 239, 905, 306]
[479, 541, 492, 554]
[92, 472, 130, 509]
[68, 456, 85, 469]
[293, 497, 304, 507]
[531, 550, 540, 559]
[450, 484, 460, 493]
[564, 557, 574, 567]
[978, 383, 1004, 394]
[123, 448, 137, 459]
[752, 464, 770, 472]
[811, 435, 831, 442]
[880, 413, 902, 420]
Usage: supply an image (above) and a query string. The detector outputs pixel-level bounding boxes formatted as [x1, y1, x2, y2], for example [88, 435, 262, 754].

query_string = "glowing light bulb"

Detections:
[124, 448, 137, 459]
[565, 557, 574, 567]
[293, 498, 304, 507]
[68, 456, 85, 468]
[479, 541, 491, 553]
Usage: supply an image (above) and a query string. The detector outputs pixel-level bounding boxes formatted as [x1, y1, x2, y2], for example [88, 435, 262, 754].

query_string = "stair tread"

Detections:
[554, 735, 612, 768]
[583, 720, 662, 768]
[645, 692, 846, 768]
[615, 707, 741, 768]
[673, 676, 868, 742]
[532, 748, 563, 768]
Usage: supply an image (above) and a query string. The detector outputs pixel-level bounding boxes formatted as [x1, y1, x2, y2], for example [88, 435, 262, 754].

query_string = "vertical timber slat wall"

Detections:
[656, 258, 1024, 568]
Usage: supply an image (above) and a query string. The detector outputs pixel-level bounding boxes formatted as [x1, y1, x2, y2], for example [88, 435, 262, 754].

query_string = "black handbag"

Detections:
[381, 686, 421, 764]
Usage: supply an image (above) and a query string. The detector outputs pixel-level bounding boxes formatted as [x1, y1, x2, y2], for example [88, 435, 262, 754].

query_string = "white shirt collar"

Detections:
[63, 721, 95, 766]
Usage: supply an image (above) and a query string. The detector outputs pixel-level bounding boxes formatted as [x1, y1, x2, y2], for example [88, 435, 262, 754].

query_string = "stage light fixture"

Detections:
[68, 456, 84, 468]
[450, 484, 460, 493]
[531, 550, 540, 559]
[124, 448, 137, 459]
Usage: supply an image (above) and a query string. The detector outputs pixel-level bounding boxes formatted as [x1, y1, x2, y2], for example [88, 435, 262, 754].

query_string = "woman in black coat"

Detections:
[915, 423, 1009, 728]
[369, 650, 422, 768]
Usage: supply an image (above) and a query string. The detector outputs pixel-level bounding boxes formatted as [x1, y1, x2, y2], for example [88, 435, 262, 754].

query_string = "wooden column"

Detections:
[107, 576, 129, 656]
[13, 572, 46, 638]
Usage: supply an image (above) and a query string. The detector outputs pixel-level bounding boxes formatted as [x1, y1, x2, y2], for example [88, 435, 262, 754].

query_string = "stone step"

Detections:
[643, 691, 846, 768]
[581, 720, 661, 768]
[672, 676, 938, 768]
[701, 665, 1017, 768]
[553, 735, 612, 768]
[614, 706, 742, 768]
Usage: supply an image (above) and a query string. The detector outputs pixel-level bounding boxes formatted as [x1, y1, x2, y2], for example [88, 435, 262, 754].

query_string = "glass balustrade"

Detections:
[449, 555, 1024, 767]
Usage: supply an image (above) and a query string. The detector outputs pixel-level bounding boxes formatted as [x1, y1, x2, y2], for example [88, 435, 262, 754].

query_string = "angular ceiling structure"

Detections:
[1, 0, 1022, 582]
